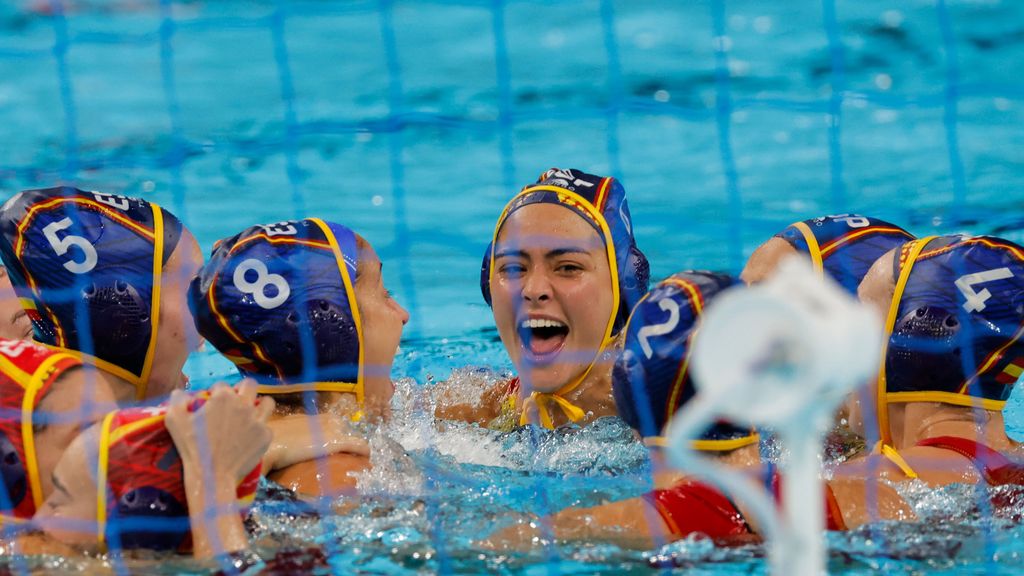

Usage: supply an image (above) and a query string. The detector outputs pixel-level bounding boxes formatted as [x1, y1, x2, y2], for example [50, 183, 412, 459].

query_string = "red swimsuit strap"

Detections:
[916, 436, 1024, 486]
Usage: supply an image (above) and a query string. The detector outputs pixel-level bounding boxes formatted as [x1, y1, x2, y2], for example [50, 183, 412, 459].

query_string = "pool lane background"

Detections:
[3, 0, 1021, 436]
[3, 2, 1024, 573]
[1, 3, 1022, 433]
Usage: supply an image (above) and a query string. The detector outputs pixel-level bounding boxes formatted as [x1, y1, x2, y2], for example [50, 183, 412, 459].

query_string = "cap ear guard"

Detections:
[252, 299, 360, 383]
[886, 306, 963, 394]
[81, 280, 152, 365]
[109, 486, 189, 551]
[617, 244, 650, 331]
[0, 431, 27, 512]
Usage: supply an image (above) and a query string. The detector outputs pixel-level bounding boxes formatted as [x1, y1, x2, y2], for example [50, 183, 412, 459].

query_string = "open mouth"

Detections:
[517, 318, 569, 364]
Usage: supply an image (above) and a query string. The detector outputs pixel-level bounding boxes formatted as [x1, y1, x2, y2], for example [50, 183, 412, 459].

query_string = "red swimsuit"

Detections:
[645, 473, 847, 543]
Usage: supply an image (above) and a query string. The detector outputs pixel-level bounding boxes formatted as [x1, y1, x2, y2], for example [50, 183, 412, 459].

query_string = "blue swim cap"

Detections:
[877, 235, 1024, 445]
[189, 219, 365, 400]
[480, 168, 649, 333]
[775, 214, 913, 293]
[613, 271, 759, 451]
[0, 187, 183, 400]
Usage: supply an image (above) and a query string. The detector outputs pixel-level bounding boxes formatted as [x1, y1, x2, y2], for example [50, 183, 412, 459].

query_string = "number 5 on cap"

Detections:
[43, 217, 98, 274]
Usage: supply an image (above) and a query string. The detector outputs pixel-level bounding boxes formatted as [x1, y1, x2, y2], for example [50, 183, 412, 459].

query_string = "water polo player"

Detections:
[487, 272, 910, 549]
[742, 214, 914, 291]
[0, 338, 117, 521]
[442, 168, 648, 430]
[0, 187, 203, 403]
[190, 218, 408, 496]
[29, 382, 270, 558]
[840, 234, 1024, 489]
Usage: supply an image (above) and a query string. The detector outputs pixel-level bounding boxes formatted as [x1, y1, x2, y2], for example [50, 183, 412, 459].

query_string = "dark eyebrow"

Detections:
[546, 248, 591, 258]
[494, 247, 592, 260]
[493, 249, 528, 260]
[10, 309, 25, 325]
[51, 473, 69, 496]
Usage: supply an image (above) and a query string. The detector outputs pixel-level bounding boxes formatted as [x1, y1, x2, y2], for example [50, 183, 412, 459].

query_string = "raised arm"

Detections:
[164, 381, 274, 559]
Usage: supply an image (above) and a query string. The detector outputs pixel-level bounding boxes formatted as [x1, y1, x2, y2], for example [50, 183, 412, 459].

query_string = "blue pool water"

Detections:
[2, 0, 1024, 573]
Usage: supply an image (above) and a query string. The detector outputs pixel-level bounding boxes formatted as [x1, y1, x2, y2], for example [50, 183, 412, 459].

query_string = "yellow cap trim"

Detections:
[95, 410, 117, 544]
[0, 353, 34, 388]
[489, 186, 620, 429]
[105, 412, 169, 447]
[308, 218, 365, 407]
[792, 221, 823, 276]
[877, 236, 936, 446]
[885, 390, 1006, 411]
[21, 352, 75, 511]
[645, 432, 760, 452]
[41, 345, 141, 389]
[136, 203, 165, 401]
[255, 381, 360, 395]
[881, 444, 918, 479]
[1002, 363, 1023, 380]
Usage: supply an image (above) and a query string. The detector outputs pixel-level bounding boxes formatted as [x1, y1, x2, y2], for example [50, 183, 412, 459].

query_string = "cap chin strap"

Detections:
[518, 333, 618, 429]
[877, 236, 936, 448]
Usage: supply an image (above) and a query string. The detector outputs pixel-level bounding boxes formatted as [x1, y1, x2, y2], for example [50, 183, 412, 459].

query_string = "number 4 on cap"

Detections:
[955, 267, 1013, 313]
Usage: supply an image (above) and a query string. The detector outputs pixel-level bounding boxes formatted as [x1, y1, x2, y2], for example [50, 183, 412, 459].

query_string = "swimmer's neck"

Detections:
[93, 369, 139, 405]
[886, 402, 1016, 452]
[517, 336, 622, 427]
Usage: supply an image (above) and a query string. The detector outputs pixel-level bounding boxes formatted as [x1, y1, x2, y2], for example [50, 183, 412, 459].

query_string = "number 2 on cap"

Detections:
[637, 298, 680, 359]
[233, 258, 290, 309]
[43, 217, 98, 274]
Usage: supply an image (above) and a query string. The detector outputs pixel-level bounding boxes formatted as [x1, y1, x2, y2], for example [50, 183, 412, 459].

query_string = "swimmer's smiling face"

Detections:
[491, 203, 615, 394]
